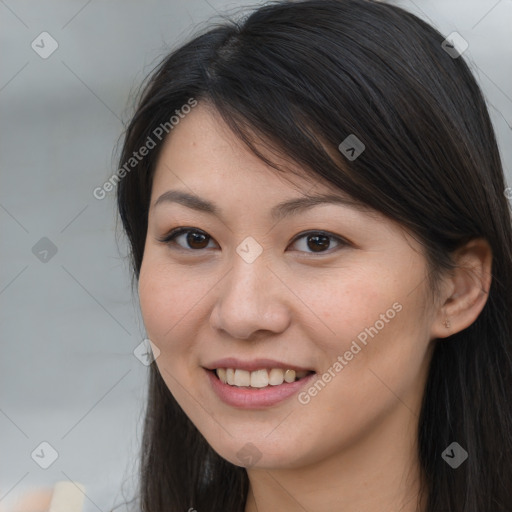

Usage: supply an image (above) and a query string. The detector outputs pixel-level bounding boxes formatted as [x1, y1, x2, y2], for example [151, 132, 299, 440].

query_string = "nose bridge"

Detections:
[230, 252, 269, 306]
[210, 251, 290, 339]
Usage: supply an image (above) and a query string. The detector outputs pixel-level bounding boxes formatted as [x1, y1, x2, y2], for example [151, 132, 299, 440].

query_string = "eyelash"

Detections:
[157, 227, 349, 255]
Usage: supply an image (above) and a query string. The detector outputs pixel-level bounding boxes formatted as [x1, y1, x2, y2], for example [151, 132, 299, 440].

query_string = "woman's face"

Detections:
[138, 103, 439, 469]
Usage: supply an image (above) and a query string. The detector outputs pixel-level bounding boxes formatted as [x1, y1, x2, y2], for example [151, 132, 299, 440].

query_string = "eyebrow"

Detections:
[152, 189, 370, 222]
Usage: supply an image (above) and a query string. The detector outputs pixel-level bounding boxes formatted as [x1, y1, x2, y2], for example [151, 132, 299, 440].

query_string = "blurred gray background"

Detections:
[1, 1, 511, 511]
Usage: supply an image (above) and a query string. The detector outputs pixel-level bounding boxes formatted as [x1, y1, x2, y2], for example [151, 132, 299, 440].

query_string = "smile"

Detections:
[205, 368, 317, 409]
[215, 368, 313, 388]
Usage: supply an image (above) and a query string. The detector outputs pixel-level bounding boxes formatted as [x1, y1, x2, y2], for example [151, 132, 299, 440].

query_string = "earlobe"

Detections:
[431, 238, 493, 339]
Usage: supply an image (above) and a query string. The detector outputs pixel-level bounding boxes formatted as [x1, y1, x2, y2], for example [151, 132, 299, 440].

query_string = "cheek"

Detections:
[304, 284, 430, 421]
[138, 260, 201, 401]
[295, 266, 397, 350]
[138, 257, 195, 343]
[299, 264, 429, 396]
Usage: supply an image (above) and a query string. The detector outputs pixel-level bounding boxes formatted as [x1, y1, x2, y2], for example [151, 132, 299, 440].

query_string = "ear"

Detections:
[431, 238, 493, 339]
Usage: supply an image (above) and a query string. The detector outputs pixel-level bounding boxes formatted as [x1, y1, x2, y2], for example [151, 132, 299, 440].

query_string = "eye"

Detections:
[157, 227, 217, 251]
[288, 230, 346, 254]
[158, 227, 347, 254]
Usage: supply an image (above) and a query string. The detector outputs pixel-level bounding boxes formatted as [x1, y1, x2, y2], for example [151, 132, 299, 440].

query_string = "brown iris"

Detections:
[306, 234, 330, 252]
[186, 231, 210, 249]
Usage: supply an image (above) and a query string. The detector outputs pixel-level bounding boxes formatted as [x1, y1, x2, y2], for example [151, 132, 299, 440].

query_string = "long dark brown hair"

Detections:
[115, 1, 512, 510]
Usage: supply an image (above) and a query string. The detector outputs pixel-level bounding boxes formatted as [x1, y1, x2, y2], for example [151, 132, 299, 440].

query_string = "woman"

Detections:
[115, 0, 512, 510]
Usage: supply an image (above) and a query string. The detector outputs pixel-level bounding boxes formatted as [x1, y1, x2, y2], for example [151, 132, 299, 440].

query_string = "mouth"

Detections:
[203, 358, 317, 408]
[210, 368, 315, 388]
[205, 366, 317, 408]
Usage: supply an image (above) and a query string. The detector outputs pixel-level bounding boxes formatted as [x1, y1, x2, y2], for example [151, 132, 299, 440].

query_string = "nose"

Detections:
[209, 254, 291, 340]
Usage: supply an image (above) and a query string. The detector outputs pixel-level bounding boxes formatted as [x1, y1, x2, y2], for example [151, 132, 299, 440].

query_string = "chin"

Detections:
[205, 434, 315, 470]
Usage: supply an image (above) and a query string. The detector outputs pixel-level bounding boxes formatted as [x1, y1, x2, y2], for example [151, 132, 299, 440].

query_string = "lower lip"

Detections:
[205, 369, 316, 409]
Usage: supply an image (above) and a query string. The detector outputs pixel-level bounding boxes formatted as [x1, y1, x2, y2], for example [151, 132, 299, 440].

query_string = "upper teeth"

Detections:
[215, 368, 310, 387]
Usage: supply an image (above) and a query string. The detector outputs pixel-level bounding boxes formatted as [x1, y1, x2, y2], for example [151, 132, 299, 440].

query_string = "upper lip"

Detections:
[204, 358, 314, 372]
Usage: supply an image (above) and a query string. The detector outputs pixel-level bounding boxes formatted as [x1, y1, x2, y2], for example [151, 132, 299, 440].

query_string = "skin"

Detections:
[2, 488, 53, 512]
[138, 103, 492, 512]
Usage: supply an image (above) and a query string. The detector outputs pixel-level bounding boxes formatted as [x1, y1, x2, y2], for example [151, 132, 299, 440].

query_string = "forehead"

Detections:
[152, 102, 339, 198]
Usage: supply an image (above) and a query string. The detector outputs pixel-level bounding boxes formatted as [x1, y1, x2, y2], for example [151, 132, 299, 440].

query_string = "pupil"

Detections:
[188, 231, 208, 249]
[308, 234, 329, 252]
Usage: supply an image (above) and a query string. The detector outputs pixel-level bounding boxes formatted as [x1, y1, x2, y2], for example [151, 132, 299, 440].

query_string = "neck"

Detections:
[244, 404, 427, 512]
